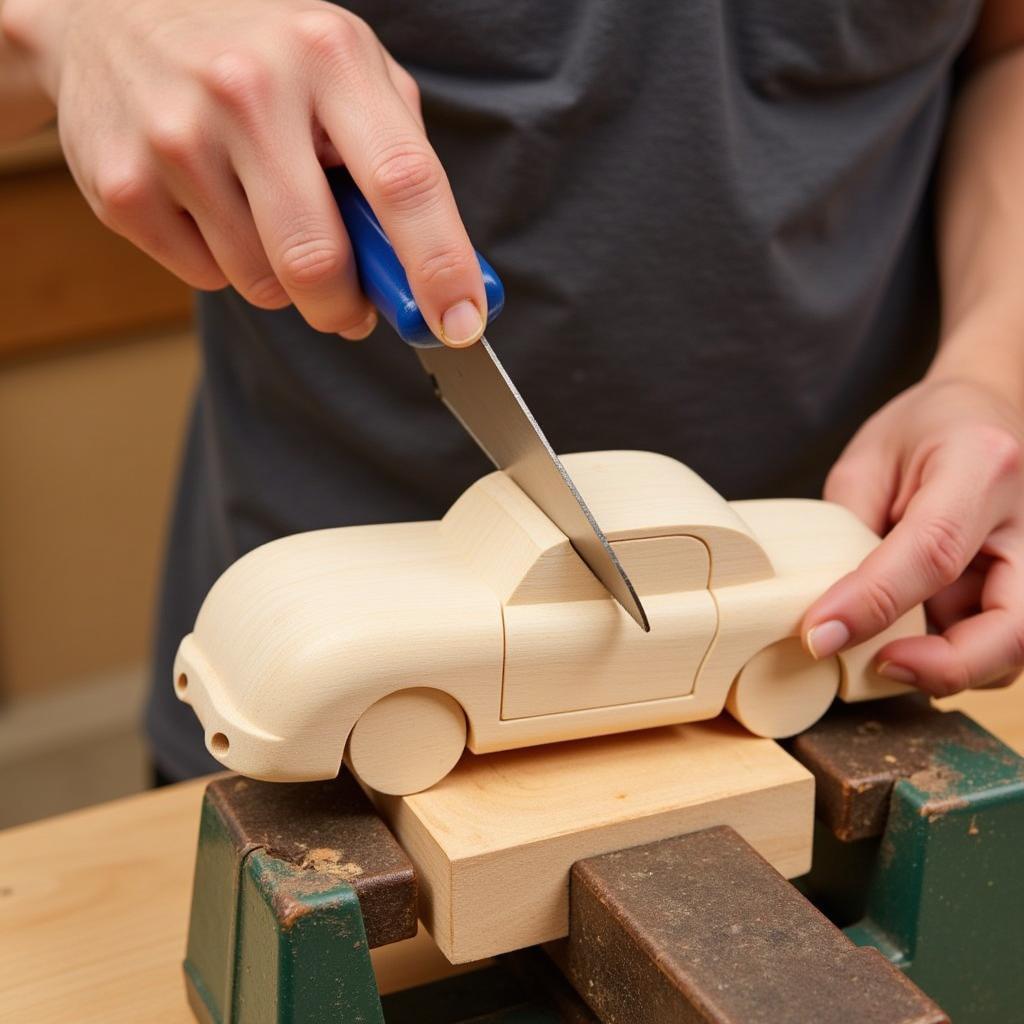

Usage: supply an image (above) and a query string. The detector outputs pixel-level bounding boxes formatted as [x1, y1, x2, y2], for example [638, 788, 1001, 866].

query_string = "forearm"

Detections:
[0, 0, 56, 142]
[931, 46, 1024, 408]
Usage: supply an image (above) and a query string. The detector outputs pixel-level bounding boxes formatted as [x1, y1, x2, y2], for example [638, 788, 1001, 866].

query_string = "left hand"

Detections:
[800, 376, 1024, 696]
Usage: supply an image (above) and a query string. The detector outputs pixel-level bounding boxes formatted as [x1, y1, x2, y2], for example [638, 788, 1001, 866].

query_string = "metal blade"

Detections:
[418, 338, 649, 631]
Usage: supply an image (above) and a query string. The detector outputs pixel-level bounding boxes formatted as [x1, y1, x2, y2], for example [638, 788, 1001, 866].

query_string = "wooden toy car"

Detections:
[174, 450, 923, 794]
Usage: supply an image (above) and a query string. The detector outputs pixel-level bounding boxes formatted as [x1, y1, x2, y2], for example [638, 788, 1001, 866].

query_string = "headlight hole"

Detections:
[210, 732, 230, 755]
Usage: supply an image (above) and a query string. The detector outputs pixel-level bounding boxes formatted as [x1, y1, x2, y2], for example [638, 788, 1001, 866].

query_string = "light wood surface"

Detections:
[0, 779, 480, 1023]
[370, 718, 815, 964]
[727, 637, 840, 738]
[347, 687, 468, 795]
[939, 676, 1024, 754]
[176, 450, 921, 792]
[501, 536, 717, 719]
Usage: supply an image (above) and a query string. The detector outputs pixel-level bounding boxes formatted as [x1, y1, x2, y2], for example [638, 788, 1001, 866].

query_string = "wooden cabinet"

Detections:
[0, 130, 197, 824]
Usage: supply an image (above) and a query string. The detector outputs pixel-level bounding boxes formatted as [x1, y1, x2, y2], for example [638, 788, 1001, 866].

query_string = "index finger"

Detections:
[312, 32, 486, 346]
[802, 440, 1016, 657]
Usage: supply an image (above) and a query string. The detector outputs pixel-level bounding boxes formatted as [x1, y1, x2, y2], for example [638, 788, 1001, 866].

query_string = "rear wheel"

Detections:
[726, 638, 840, 738]
[346, 687, 467, 795]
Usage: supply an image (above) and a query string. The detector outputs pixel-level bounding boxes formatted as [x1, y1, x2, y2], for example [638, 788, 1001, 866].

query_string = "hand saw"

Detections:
[332, 171, 648, 631]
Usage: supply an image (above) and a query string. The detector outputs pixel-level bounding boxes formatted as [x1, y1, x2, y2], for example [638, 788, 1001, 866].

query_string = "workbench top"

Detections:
[1, 779, 204, 1023]
[0, 777, 468, 1023]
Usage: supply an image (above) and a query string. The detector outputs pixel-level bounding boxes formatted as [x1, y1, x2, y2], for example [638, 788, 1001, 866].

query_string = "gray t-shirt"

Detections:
[147, 0, 980, 778]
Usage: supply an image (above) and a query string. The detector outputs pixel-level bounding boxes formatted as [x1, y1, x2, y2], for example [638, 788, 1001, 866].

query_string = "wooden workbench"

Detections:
[0, 778, 477, 1023]
[1, 683, 1020, 1023]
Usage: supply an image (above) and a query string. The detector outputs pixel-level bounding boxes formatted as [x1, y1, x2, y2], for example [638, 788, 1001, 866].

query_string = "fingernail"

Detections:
[340, 309, 377, 341]
[806, 619, 850, 659]
[440, 300, 484, 347]
[877, 661, 918, 684]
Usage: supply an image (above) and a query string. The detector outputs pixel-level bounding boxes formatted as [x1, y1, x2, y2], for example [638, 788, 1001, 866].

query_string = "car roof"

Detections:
[441, 451, 773, 604]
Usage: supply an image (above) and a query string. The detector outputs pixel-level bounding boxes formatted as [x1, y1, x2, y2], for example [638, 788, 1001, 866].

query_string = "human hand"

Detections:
[0, 0, 486, 344]
[801, 377, 1024, 696]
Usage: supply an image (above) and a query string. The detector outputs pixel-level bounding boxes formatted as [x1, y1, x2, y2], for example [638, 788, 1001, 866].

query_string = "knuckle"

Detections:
[416, 244, 475, 287]
[294, 10, 368, 64]
[916, 515, 969, 587]
[860, 575, 902, 631]
[370, 145, 442, 211]
[201, 50, 272, 112]
[976, 425, 1023, 481]
[146, 117, 204, 165]
[93, 164, 154, 223]
[243, 273, 290, 309]
[278, 237, 345, 289]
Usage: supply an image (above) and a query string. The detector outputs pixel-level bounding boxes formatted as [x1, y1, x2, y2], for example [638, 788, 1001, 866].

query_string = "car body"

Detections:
[175, 450, 923, 791]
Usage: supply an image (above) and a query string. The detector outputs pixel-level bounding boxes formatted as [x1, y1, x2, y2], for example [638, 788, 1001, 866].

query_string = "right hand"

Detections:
[0, 0, 487, 344]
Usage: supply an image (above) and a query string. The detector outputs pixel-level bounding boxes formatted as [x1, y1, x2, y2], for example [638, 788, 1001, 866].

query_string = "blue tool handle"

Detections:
[329, 169, 504, 348]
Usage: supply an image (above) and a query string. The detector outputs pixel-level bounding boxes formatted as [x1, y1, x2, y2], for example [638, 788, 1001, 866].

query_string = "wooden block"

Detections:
[788, 694, 1012, 841]
[369, 720, 814, 963]
[563, 826, 949, 1024]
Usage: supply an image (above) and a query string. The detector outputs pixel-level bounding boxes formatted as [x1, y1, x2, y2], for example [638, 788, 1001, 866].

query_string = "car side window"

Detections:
[611, 536, 712, 596]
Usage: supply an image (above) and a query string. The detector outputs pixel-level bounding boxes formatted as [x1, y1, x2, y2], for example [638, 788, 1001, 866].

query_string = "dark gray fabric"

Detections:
[146, 0, 980, 778]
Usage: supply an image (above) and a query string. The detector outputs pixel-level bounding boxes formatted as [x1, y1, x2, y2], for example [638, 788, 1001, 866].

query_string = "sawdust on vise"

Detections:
[908, 764, 969, 821]
[298, 847, 366, 880]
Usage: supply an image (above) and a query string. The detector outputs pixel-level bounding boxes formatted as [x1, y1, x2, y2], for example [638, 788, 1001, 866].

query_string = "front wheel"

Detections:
[726, 638, 840, 739]
[346, 687, 467, 795]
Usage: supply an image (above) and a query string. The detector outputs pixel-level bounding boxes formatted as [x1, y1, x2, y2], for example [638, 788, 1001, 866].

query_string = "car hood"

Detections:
[185, 520, 502, 745]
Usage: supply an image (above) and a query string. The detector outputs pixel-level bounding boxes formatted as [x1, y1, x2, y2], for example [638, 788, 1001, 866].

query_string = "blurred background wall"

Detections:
[0, 127, 196, 825]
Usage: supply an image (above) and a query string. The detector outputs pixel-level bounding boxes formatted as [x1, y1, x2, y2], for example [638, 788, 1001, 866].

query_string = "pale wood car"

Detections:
[174, 450, 922, 794]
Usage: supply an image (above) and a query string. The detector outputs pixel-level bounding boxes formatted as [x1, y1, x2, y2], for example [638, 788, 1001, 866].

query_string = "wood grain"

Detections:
[347, 688, 468, 795]
[501, 537, 717, 719]
[726, 637, 840, 738]
[939, 676, 1024, 754]
[370, 719, 815, 964]
[0, 779, 482, 1023]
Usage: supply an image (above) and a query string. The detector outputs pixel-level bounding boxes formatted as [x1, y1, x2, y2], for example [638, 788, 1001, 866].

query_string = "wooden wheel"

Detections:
[346, 688, 467, 795]
[726, 638, 840, 739]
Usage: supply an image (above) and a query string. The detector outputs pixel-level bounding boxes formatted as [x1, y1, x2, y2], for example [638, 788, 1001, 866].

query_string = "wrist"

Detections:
[929, 309, 1024, 412]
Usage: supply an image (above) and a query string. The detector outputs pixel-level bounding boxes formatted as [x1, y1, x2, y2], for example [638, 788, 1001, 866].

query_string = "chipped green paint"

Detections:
[183, 788, 384, 1024]
[231, 851, 383, 1024]
[844, 724, 1024, 1024]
